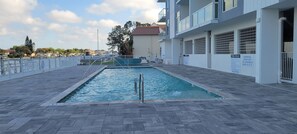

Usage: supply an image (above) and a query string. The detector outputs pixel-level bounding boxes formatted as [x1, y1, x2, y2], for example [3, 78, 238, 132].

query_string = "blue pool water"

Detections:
[60, 68, 221, 103]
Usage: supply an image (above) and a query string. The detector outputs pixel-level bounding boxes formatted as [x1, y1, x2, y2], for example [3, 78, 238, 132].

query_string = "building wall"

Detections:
[133, 35, 160, 61]
[211, 17, 256, 77]
[160, 41, 166, 59]
[293, 7, 297, 83]
[218, 0, 244, 22]
[170, 0, 177, 38]
[183, 33, 208, 68]
[255, 9, 280, 83]
[244, 0, 280, 14]
[164, 0, 297, 83]
[160, 40, 173, 64]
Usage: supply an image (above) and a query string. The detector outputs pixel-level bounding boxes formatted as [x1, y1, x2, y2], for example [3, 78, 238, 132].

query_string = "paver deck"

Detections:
[0, 65, 297, 134]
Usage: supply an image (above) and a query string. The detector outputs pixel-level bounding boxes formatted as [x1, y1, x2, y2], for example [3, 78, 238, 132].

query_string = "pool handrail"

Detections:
[137, 73, 145, 103]
[141, 73, 144, 103]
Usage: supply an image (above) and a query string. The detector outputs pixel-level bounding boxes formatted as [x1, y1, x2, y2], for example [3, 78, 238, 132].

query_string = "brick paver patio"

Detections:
[0, 65, 297, 134]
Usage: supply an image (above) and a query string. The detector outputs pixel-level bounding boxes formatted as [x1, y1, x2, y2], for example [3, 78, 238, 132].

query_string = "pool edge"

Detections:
[42, 65, 238, 106]
[41, 65, 107, 106]
[153, 66, 237, 100]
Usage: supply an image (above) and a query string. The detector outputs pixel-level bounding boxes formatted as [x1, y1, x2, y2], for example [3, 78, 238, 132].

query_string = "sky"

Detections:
[0, 0, 164, 50]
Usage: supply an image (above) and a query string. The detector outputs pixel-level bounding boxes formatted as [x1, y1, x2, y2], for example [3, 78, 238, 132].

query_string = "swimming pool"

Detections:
[59, 67, 221, 103]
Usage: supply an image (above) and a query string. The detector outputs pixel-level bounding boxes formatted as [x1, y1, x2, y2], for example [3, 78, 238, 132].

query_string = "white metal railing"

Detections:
[281, 52, 294, 81]
[158, 8, 166, 21]
[137, 73, 144, 103]
[0, 57, 80, 81]
[192, 3, 214, 27]
[177, 16, 190, 33]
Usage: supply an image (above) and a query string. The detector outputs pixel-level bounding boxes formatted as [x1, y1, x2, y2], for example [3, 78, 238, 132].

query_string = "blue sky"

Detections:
[0, 0, 164, 50]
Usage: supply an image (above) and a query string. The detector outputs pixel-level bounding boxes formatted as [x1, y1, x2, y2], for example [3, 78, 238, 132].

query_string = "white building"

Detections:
[158, 0, 297, 84]
[132, 26, 161, 61]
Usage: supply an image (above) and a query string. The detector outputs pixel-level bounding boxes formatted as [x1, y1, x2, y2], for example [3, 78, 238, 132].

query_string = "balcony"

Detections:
[176, 0, 189, 5]
[192, 2, 218, 28]
[157, 0, 166, 2]
[177, 16, 190, 33]
[177, 2, 218, 34]
[158, 8, 166, 22]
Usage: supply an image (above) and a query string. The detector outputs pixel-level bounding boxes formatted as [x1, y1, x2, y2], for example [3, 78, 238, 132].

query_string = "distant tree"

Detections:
[107, 21, 152, 55]
[9, 45, 31, 58]
[24, 36, 35, 53]
[0, 48, 4, 54]
[55, 48, 65, 55]
[107, 25, 124, 52]
[107, 21, 144, 55]
[35, 47, 84, 57]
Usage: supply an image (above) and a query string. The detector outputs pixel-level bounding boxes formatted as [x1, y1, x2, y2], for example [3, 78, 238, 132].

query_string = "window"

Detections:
[215, 32, 234, 54]
[239, 27, 256, 54]
[184, 41, 193, 54]
[194, 38, 206, 54]
[223, 0, 237, 11]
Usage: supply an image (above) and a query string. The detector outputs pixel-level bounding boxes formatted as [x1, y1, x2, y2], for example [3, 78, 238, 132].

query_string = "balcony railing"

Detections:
[177, 16, 190, 33]
[158, 8, 166, 22]
[192, 2, 217, 27]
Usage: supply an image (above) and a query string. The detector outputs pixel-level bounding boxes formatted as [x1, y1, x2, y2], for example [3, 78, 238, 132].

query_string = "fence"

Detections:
[0, 56, 80, 82]
[281, 52, 294, 81]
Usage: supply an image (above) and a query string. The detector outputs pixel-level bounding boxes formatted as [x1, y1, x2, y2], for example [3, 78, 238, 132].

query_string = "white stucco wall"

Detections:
[133, 35, 160, 61]
[160, 41, 166, 59]
[170, 0, 176, 39]
[212, 54, 255, 77]
[292, 7, 297, 83]
[255, 9, 279, 83]
[160, 40, 173, 64]
[211, 17, 256, 77]
[244, 0, 280, 14]
[182, 33, 208, 68]
[188, 54, 208, 68]
[171, 39, 182, 64]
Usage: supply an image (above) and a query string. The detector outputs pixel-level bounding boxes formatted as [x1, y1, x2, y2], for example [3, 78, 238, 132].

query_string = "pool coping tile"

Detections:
[42, 65, 237, 106]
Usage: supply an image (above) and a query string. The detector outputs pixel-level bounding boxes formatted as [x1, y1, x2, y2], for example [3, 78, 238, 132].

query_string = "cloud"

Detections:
[24, 17, 45, 26]
[87, 0, 161, 22]
[87, 3, 115, 15]
[131, 8, 160, 23]
[48, 23, 67, 32]
[0, 0, 38, 26]
[86, 19, 120, 28]
[0, 28, 8, 35]
[48, 10, 81, 23]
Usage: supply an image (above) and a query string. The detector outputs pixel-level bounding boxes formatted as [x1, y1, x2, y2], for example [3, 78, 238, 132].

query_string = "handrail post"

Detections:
[0, 57, 4, 75]
[134, 78, 137, 94]
[141, 74, 144, 103]
[139, 74, 141, 100]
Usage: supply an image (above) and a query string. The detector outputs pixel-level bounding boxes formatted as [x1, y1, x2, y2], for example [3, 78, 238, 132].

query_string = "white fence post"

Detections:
[8, 61, 11, 76]
[0, 56, 80, 81]
[19, 58, 23, 73]
[39, 57, 41, 70]
[14, 60, 17, 74]
[0, 57, 4, 75]
[55, 57, 57, 69]
[49, 58, 51, 70]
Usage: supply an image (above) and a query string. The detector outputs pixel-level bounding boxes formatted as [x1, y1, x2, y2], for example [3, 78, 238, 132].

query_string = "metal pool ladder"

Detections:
[134, 73, 144, 103]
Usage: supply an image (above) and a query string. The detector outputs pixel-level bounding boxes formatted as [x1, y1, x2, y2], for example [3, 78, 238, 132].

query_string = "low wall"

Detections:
[0, 57, 81, 82]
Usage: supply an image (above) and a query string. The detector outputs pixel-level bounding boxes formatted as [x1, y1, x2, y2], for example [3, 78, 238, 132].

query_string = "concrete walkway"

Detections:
[0, 65, 297, 134]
